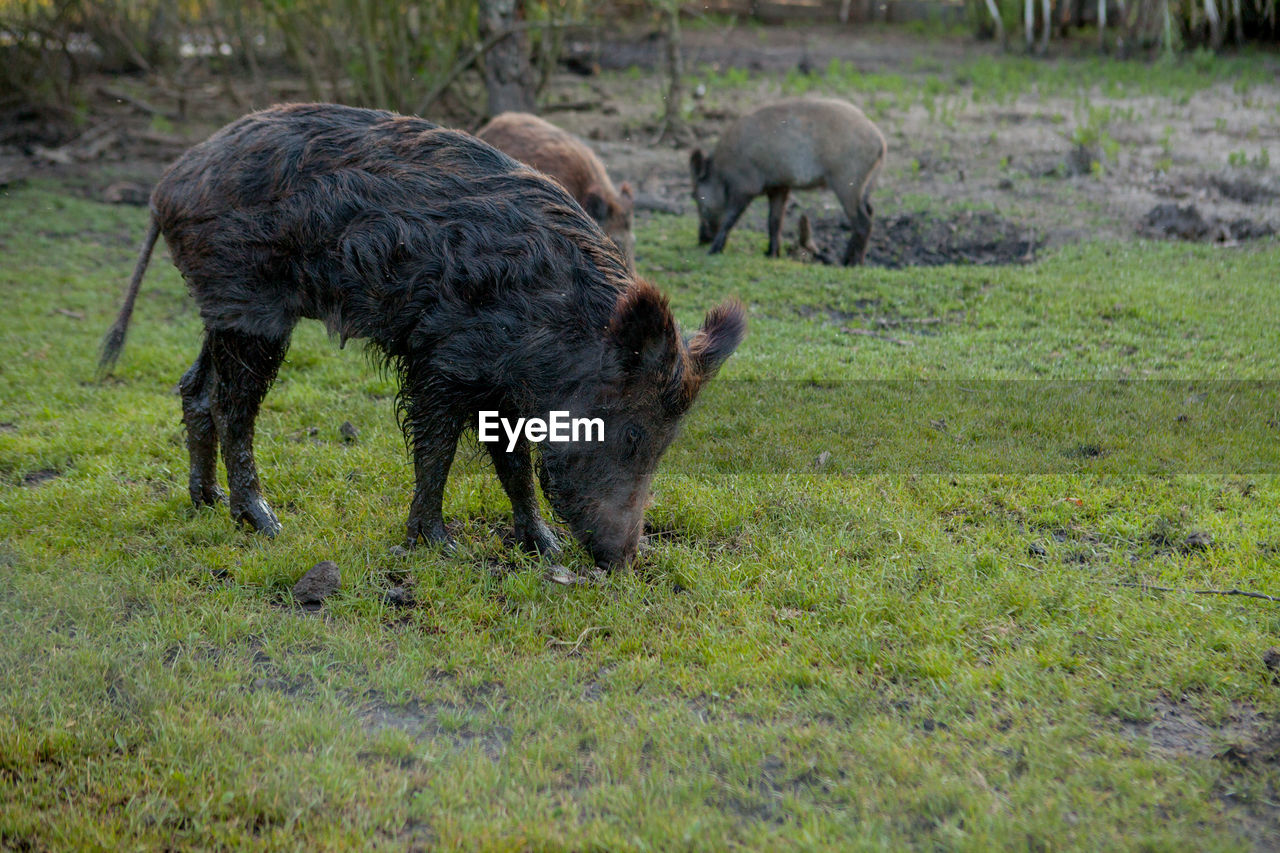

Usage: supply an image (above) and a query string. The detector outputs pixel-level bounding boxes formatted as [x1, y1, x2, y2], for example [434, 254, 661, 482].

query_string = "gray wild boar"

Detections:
[690, 97, 886, 265]
[477, 111, 636, 271]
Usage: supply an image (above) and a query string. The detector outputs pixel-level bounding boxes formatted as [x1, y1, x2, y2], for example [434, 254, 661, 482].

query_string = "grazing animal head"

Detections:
[583, 181, 636, 271]
[538, 282, 745, 570]
[689, 149, 725, 245]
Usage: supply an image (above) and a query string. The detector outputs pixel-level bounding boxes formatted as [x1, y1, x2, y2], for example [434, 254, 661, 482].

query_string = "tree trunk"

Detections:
[984, 0, 1006, 45]
[1204, 0, 1223, 48]
[655, 2, 692, 145]
[478, 0, 536, 117]
[655, 2, 696, 144]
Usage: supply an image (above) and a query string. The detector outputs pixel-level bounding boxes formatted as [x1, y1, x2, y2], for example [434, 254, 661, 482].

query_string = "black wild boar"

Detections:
[689, 96, 886, 265]
[476, 111, 637, 272]
[99, 103, 745, 571]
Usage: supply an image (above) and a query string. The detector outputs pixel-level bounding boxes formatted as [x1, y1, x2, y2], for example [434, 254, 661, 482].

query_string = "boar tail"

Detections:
[98, 216, 161, 377]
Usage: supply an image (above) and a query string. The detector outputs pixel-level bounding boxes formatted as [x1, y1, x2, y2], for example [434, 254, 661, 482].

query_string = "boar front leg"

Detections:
[207, 328, 291, 536]
[486, 438, 561, 556]
[707, 193, 754, 256]
[843, 197, 874, 266]
[765, 187, 790, 258]
[403, 392, 464, 551]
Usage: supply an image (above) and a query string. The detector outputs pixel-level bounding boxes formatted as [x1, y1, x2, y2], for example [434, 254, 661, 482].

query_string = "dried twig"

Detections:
[842, 326, 914, 347]
[1115, 582, 1280, 603]
[546, 625, 607, 653]
[31, 124, 118, 164]
[96, 85, 178, 120]
[542, 99, 609, 113]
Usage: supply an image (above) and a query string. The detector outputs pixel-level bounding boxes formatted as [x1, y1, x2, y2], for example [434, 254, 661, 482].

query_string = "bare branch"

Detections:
[1115, 582, 1280, 603]
[414, 19, 585, 118]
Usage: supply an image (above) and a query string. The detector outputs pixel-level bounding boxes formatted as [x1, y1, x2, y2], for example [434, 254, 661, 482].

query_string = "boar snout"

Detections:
[540, 461, 648, 571]
[583, 511, 644, 571]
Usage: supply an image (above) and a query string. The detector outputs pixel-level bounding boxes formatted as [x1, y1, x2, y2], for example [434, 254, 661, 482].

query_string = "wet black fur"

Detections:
[100, 103, 745, 568]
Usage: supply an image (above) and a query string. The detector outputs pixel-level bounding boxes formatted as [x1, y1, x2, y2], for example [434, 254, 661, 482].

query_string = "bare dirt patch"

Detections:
[1119, 696, 1280, 849]
[806, 208, 1043, 268]
[1120, 697, 1267, 760]
[359, 695, 511, 760]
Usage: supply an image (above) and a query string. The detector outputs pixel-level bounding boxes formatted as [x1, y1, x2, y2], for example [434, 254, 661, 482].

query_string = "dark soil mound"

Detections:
[807, 209, 1043, 268]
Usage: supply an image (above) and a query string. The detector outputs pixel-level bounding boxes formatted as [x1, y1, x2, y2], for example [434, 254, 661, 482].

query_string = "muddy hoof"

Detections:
[190, 483, 226, 507]
[518, 521, 561, 556]
[233, 496, 281, 537]
[403, 527, 457, 554]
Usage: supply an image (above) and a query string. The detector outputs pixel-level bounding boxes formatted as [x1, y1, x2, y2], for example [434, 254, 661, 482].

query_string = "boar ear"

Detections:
[689, 148, 710, 181]
[582, 187, 609, 223]
[609, 280, 680, 380]
[618, 181, 635, 206]
[687, 298, 746, 383]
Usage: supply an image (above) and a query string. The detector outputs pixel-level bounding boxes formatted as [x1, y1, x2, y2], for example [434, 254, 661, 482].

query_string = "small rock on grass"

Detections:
[339, 421, 359, 443]
[292, 560, 341, 608]
[545, 565, 605, 586]
[383, 586, 414, 608]
[1182, 530, 1213, 551]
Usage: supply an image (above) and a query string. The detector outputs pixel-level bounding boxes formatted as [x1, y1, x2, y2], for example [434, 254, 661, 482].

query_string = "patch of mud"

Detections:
[1141, 203, 1276, 243]
[21, 468, 61, 487]
[805, 209, 1042, 268]
[360, 695, 511, 761]
[1120, 697, 1267, 760]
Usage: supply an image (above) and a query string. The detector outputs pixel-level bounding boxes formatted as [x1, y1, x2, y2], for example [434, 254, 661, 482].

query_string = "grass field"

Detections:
[2, 110, 1280, 848]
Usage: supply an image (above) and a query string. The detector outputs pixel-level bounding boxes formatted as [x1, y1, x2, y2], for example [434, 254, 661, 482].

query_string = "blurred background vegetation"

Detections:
[0, 0, 1275, 120]
[0, 0, 588, 117]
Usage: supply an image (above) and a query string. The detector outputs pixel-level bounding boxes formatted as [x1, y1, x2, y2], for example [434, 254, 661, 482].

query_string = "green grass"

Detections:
[693, 49, 1278, 118]
[2, 176, 1279, 850]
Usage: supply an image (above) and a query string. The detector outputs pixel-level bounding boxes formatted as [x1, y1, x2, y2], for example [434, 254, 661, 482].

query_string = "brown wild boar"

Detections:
[477, 112, 637, 271]
[690, 97, 886, 265]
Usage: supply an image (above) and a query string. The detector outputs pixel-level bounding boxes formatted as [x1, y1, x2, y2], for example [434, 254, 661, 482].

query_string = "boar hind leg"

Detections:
[486, 439, 560, 556]
[179, 339, 223, 507]
[208, 328, 292, 536]
[843, 198, 874, 266]
[402, 390, 464, 551]
[765, 188, 790, 258]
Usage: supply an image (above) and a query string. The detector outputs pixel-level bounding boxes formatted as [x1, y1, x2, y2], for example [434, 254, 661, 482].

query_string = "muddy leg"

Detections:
[843, 199, 874, 266]
[708, 195, 753, 255]
[765, 187, 789, 258]
[402, 390, 464, 550]
[179, 338, 223, 507]
[208, 328, 291, 536]
[486, 437, 560, 555]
